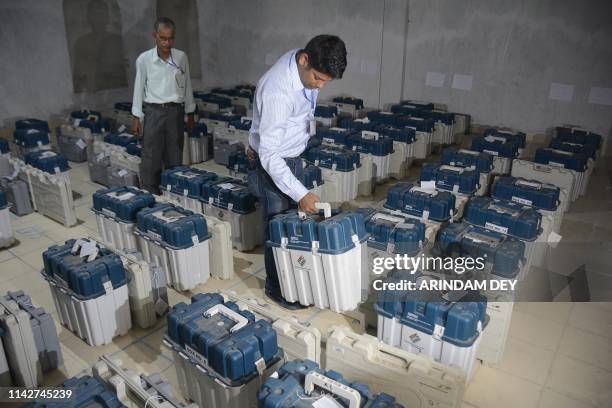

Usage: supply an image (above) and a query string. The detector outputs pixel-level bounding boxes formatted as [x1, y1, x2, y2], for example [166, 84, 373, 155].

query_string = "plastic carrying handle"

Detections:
[204, 304, 248, 333]
[298, 202, 332, 220]
[515, 179, 542, 189]
[304, 371, 361, 408]
[361, 130, 379, 140]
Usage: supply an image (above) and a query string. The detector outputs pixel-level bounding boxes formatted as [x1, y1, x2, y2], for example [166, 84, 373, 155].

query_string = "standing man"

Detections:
[132, 17, 195, 194]
[248, 35, 347, 309]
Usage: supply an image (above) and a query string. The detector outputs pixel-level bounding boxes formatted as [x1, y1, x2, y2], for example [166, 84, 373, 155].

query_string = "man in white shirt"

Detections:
[131, 17, 195, 194]
[248, 35, 347, 309]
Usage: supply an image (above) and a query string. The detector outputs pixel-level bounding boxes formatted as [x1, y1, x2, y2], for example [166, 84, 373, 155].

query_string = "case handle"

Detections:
[304, 371, 361, 408]
[298, 202, 332, 219]
[204, 304, 248, 333]
[361, 130, 379, 140]
[515, 179, 542, 189]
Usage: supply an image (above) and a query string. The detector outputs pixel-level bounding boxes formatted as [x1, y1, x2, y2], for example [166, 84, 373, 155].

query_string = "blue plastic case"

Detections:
[420, 162, 480, 195]
[555, 127, 602, 150]
[360, 208, 426, 256]
[27, 375, 126, 407]
[314, 105, 338, 118]
[104, 132, 139, 147]
[464, 197, 542, 240]
[332, 96, 364, 109]
[160, 167, 218, 199]
[92, 186, 155, 223]
[534, 147, 588, 172]
[298, 166, 323, 190]
[393, 116, 434, 132]
[373, 124, 416, 143]
[303, 145, 361, 172]
[136, 203, 210, 249]
[13, 128, 50, 148]
[259, 359, 404, 408]
[441, 147, 493, 173]
[436, 222, 525, 277]
[375, 273, 489, 347]
[42, 239, 128, 300]
[166, 293, 281, 383]
[15, 118, 50, 132]
[200, 177, 258, 214]
[193, 92, 233, 109]
[492, 176, 560, 211]
[549, 139, 597, 160]
[470, 136, 519, 158]
[24, 151, 70, 174]
[114, 102, 132, 111]
[268, 210, 367, 255]
[385, 182, 456, 222]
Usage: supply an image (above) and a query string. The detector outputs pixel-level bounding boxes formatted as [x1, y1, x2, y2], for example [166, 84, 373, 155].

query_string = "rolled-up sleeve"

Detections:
[131, 56, 146, 118]
[258, 92, 309, 203]
[183, 54, 196, 114]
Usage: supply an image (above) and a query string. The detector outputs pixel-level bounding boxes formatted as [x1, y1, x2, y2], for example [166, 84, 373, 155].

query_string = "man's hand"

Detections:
[132, 117, 142, 136]
[298, 192, 320, 214]
[186, 114, 195, 134]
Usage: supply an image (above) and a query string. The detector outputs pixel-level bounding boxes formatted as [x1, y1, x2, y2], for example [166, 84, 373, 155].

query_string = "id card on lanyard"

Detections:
[304, 88, 317, 136]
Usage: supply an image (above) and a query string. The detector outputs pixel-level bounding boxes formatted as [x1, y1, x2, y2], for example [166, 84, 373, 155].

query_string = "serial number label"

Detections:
[1, 388, 73, 402]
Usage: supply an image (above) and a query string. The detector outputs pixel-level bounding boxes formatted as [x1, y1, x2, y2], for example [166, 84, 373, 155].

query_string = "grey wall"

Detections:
[197, 0, 612, 145]
[402, 0, 612, 137]
[1, 0, 610, 148]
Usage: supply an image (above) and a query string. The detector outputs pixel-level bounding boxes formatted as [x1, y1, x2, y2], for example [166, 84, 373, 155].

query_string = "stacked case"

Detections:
[534, 147, 590, 201]
[0, 290, 62, 387]
[92, 186, 156, 252]
[41, 239, 132, 346]
[375, 272, 489, 380]
[259, 359, 405, 407]
[200, 176, 264, 251]
[188, 122, 211, 163]
[135, 203, 211, 291]
[471, 134, 520, 175]
[331, 96, 365, 118]
[164, 293, 283, 408]
[303, 145, 360, 204]
[441, 147, 494, 196]
[384, 182, 457, 222]
[268, 205, 367, 312]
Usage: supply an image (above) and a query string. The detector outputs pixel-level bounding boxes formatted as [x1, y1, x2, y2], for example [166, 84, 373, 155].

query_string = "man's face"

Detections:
[297, 53, 333, 90]
[153, 25, 175, 53]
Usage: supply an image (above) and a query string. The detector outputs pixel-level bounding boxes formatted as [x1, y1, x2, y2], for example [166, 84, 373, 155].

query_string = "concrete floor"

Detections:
[1, 152, 611, 408]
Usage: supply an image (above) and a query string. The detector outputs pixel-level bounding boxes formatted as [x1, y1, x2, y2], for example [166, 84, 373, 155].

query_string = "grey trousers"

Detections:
[140, 103, 184, 194]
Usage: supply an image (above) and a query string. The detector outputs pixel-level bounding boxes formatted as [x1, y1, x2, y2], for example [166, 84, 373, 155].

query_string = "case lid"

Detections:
[492, 176, 560, 211]
[200, 177, 257, 214]
[314, 105, 338, 118]
[92, 186, 155, 223]
[332, 96, 364, 109]
[362, 209, 425, 255]
[24, 150, 70, 174]
[534, 147, 588, 171]
[268, 210, 367, 254]
[13, 128, 50, 147]
[441, 147, 493, 173]
[166, 293, 279, 382]
[41, 239, 128, 300]
[374, 124, 416, 143]
[160, 167, 218, 199]
[15, 118, 50, 132]
[104, 132, 139, 147]
[114, 101, 132, 111]
[193, 92, 232, 109]
[136, 203, 210, 249]
[304, 145, 360, 172]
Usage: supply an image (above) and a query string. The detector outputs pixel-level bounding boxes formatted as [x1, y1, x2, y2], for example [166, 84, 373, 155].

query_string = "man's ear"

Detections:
[151, 32, 157, 41]
[298, 52, 309, 68]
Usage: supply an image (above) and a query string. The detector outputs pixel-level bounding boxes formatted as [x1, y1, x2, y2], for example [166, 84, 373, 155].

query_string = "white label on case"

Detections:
[511, 196, 532, 206]
[118, 169, 128, 177]
[482, 149, 499, 156]
[118, 125, 126, 132]
[76, 139, 87, 149]
[485, 222, 508, 234]
[548, 161, 565, 168]
[420, 180, 436, 190]
[54, 166, 61, 174]
[74, 119, 81, 127]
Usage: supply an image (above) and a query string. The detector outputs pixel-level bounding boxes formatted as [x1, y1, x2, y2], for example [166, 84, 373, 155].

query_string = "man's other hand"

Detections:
[298, 192, 320, 214]
[132, 117, 142, 136]
[186, 114, 195, 133]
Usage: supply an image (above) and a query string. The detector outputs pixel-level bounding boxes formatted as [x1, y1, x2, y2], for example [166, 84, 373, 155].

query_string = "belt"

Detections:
[144, 102, 183, 108]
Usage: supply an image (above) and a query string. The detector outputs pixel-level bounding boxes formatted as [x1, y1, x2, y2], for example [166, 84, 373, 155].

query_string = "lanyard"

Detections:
[159, 50, 184, 74]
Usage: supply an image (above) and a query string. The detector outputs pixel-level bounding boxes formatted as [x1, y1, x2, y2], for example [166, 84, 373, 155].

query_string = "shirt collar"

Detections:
[151, 47, 173, 64]
[288, 50, 305, 91]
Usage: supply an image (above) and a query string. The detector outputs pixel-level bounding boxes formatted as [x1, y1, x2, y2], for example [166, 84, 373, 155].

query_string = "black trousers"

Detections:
[140, 103, 184, 194]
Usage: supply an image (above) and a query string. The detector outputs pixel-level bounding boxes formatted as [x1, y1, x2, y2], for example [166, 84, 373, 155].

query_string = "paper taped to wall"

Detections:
[452, 74, 473, 91]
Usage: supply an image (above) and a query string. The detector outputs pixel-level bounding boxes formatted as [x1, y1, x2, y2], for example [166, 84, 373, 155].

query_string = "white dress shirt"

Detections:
[131, 47, 196, 119]
[249, 49, 318, 203]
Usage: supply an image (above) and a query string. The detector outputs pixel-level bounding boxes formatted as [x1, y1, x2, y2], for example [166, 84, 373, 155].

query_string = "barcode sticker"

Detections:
[511, 196, 532, 206]
[485, 222, 508, 234]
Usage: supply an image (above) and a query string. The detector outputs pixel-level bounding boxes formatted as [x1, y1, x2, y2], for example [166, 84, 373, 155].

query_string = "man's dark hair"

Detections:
[154, 17, 175, 32]
[302, 35, 347, 79]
